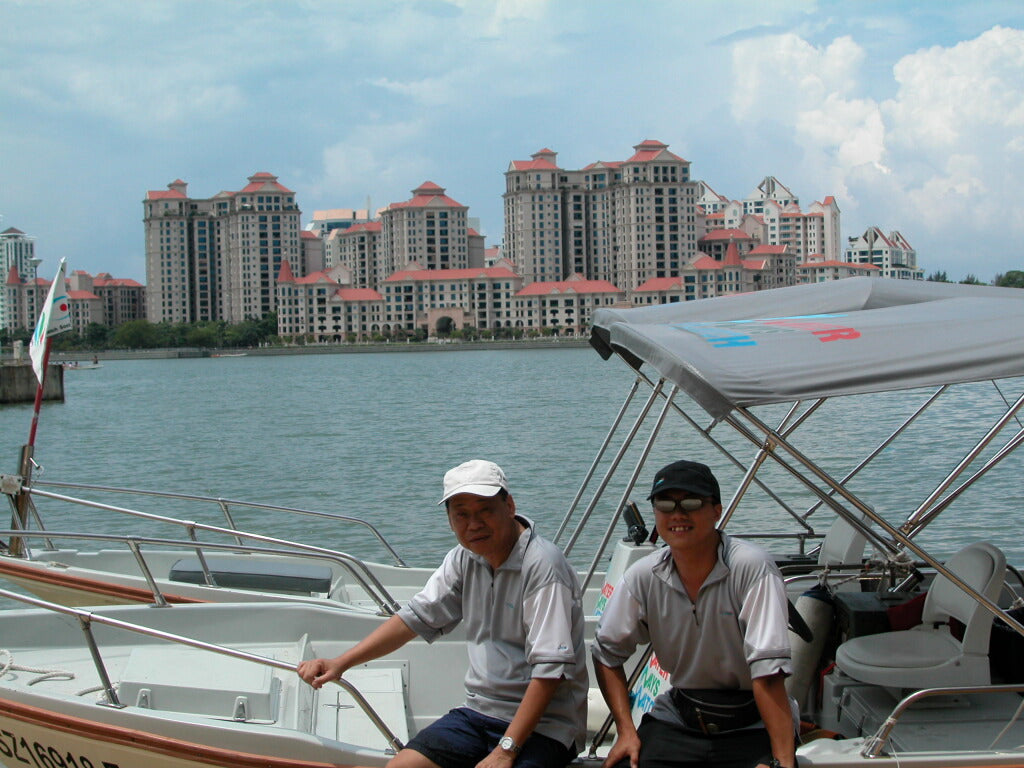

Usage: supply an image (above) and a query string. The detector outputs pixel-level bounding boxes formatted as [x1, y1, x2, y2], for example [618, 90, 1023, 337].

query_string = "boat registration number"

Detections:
[0, 729, 119, 768]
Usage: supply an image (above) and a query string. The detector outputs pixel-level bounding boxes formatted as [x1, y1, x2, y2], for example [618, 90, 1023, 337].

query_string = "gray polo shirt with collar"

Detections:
[397, 515, 588, 750]
[591, 532, 792, 727]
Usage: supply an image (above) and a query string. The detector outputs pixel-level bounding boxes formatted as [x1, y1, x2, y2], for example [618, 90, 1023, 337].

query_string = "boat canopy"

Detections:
[590, 278, 1024, 419]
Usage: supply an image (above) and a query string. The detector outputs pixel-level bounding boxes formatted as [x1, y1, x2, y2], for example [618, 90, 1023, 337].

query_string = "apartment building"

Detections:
[70, 271, 145, 328]
[1, 227, 40, 331]
[632, 240, 797, 304]
[515, 275, 625, 335]
[698, 178, 841, 264]
[380, 182, 482, 276]
[800, 255, 880, 283]
[305, 208, 374, 237]
[143, 173, 302, 324]
[381, 264, 523, 335]
[4, 268, 141, 334]
[275, 260, 384, 342]
[322, 183, 484, 291]
[844, 227, 923, 280]
[326, 221, 383, 289]
[504, 140, 699, 290]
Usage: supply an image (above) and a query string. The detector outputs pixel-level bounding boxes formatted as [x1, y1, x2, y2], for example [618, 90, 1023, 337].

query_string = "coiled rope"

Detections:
[0, 648, 75, 686]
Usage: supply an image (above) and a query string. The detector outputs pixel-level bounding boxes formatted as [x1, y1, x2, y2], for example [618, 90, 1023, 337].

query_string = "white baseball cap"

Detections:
[438, 460, 510, 504]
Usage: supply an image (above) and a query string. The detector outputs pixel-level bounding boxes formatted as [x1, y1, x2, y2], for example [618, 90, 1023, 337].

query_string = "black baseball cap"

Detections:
[647, 460, 721, 503]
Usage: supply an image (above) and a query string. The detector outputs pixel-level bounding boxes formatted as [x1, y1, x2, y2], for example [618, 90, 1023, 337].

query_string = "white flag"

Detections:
[29, 258, 72, 385]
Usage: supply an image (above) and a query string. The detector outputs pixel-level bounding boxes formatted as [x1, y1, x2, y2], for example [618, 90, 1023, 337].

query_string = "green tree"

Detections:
[960, 274, 985, 285]
[994, 270, 1024, 288]
[84, 322, 113, 348]
[926, 270, 950, 282]
[113, 320, 162, 349]
[185, 323, 222, 348]
[224, 320, 261, 348]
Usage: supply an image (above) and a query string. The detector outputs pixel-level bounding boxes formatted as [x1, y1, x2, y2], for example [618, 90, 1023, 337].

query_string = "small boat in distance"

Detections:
[210, 352, 248, 358]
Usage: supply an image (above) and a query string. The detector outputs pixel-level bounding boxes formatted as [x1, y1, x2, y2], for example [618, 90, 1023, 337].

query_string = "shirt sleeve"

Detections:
[523, 581, 577, 679]
[590, 574, 649, 669]
[738, 570, 793, 679]
[396, 549, 464, 643]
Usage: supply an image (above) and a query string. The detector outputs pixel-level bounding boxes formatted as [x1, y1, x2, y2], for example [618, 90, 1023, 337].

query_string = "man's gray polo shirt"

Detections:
[591, 532, 791, 727]
[397, 516, 588, 750]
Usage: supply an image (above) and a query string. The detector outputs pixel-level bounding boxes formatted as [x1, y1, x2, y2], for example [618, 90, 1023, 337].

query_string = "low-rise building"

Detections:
[632, 240, 797, 303]
[381, 263, 523, 336]
[5, 267, 144, 333]
[844, 227, 923, 280]
[275, 260, 383, 342]
[800, 255, 881, 283]
[514, 275, 625, 335]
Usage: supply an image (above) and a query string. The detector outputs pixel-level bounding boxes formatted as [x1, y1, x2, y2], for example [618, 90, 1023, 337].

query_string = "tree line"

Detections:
[927, 270, 1024, 287]
[0, 315, 280, 352]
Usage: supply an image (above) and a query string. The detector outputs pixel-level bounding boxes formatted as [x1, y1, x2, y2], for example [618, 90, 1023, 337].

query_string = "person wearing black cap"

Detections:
[591, 460, 796, 768]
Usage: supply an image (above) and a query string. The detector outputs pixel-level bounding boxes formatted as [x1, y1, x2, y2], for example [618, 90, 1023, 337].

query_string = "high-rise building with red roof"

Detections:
[504, 141, 699, 290]
[143, 173, 306, 324]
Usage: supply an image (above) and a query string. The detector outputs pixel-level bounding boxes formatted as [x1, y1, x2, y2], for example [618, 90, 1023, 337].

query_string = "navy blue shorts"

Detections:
[404, 707, 575, 768]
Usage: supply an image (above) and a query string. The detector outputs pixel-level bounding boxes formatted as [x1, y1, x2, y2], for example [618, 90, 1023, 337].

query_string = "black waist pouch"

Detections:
[669, 688, 760, 735]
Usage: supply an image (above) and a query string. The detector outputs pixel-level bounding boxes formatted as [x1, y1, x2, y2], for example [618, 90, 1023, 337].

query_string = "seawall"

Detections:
[24, 338, 593, 362]
[0, 364, 64, 404]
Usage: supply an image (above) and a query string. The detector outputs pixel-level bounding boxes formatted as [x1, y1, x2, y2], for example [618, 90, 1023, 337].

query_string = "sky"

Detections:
[2, 0, 1023, 284]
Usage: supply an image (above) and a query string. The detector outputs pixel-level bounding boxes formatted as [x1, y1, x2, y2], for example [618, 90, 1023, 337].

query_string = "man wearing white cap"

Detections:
[298, 460, 588, 768]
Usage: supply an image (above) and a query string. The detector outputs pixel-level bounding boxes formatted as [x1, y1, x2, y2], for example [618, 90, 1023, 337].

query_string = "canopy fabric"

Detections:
[590, 278, 1024, 418]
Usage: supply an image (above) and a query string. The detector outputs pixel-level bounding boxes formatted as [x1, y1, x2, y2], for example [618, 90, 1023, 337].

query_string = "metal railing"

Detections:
[0, 529, 401, 613]
[862, 683, 1024, 758]
[23, 479, 407, 566]
[0, 585, 406, 754]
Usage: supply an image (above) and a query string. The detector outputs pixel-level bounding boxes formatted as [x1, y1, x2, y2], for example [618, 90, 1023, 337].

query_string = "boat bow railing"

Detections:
[0, 528, 402, 613]
[20, 479, 408, 566]
[0, 586, 406, 754]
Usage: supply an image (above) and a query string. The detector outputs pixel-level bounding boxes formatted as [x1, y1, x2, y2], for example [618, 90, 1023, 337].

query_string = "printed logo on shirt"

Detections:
[558, 643, 568, 651]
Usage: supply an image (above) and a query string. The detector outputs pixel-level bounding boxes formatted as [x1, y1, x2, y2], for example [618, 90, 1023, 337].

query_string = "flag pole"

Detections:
[26, 335, 53, 448]
[11, 325, 52, 558]
[11, 258, 69, 556]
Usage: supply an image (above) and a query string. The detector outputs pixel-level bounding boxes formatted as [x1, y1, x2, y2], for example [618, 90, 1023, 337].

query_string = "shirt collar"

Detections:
[651, 531, 732, 592]
[462, 514, 535, 571]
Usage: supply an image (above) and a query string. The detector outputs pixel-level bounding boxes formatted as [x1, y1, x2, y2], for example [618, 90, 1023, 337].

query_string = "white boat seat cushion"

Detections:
[839, 627, 962, 669]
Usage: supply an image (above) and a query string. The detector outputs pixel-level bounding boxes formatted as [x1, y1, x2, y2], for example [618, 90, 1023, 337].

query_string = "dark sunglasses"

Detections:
[652, 497, 707, 513]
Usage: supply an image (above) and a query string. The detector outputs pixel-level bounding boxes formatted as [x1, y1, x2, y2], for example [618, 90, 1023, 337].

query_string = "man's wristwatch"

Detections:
[498, 736, 522, 755]
[766, 758, 791, 768]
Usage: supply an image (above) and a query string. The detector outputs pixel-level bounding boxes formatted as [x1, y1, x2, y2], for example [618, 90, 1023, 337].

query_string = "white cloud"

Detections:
[315, 121, 434, 206]
[884, 26, 1024, 151]
[730, 34, 864, 122]
[728, 24, 1024, 274]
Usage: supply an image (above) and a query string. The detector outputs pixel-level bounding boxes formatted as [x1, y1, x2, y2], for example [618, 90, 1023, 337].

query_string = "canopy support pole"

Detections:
[561, 379, 665, 558]
[901, 388, 1024, 534]
[579, 386, 678, 597]
[554, 377, 640, 546]
[731, 405, 1024, 641]
[802, 385, 947, 521]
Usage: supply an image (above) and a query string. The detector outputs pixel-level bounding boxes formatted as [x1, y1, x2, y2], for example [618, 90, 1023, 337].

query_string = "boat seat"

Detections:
[169, 556, 333, 595]
[818, 514, 869, 568]
[835, 541, 1006, 690]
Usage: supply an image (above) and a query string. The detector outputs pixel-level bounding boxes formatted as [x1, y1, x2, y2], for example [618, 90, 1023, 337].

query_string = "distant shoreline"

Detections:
[24, 337, 593, 362]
